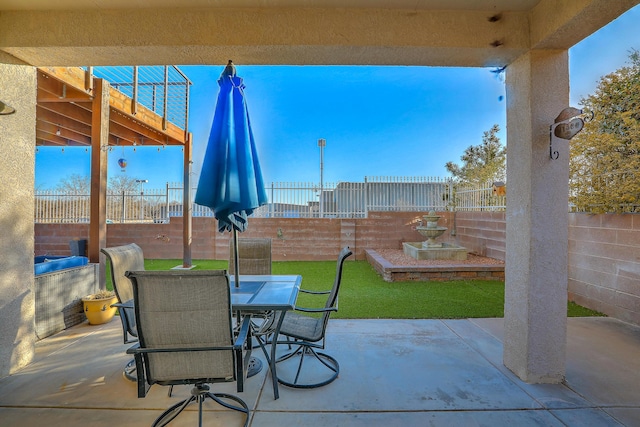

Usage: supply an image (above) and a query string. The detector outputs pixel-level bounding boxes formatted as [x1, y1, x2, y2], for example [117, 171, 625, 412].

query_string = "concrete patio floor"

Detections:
[0, 317, 638, 426]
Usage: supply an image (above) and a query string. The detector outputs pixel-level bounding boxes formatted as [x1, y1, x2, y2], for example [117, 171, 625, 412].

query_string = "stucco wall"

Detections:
[0, 64, 37, 377]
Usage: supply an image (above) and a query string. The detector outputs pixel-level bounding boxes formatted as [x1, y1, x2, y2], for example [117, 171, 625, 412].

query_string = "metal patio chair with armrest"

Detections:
[125, 269, 251, 427]
[101, 243, 144, 381]
[274, 246, 352, 389]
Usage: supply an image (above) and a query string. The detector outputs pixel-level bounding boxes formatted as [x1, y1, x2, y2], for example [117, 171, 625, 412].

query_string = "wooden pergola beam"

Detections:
[37, 120, 91, 145]
[38, 100, 92, 126]
[38, 67, 92, 96]
[109, 110, 173, 145]
[37, 80, 90, 103]
[36, 67, 186, 148]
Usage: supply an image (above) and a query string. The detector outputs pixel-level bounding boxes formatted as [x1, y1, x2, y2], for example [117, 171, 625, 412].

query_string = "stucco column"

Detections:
[504, 50, 569, 383]
[0, 63, 37, 376]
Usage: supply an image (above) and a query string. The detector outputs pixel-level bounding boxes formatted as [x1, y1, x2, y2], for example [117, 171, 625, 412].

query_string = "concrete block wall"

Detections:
[455, 211, 507, 261]
[106, 221, 184, 260]
[568, 213, 640, 325]
[34, 211, 640, 326]
[34, 224, 89, 256]
[357, 211, 456, 253]
[455, 211, 640, 324]
[35, 212, 455, 262]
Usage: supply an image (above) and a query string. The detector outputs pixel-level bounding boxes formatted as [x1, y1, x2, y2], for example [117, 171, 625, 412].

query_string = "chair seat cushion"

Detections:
[279, 312, 324, 342]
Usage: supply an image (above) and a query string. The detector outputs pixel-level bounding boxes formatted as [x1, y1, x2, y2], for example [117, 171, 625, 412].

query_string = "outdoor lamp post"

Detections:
[135, 179, 148, 221]
[318, 138, 326, 218]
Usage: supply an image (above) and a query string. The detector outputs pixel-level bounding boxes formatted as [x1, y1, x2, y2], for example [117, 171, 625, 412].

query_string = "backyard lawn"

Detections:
[110, 259, 604, 319]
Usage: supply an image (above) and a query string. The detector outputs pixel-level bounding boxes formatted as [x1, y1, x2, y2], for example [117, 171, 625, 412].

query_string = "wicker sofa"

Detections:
[34, 256, 99, 340]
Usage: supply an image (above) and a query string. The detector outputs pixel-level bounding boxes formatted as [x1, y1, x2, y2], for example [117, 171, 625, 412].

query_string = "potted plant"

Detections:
[82, 289, 118, 325]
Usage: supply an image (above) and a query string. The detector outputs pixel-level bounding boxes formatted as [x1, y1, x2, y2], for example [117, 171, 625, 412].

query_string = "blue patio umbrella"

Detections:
[195, 61, 268, 286]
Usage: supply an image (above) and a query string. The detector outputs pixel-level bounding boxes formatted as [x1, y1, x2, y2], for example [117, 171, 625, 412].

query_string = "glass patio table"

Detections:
[229, 274, 301, 400]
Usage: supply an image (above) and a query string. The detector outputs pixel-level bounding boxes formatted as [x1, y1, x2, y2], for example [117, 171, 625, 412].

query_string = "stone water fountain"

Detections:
[402, 210, 468, 260]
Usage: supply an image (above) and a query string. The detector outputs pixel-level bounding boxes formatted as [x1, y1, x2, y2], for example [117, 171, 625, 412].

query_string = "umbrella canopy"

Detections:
[195, 61, 268, 233]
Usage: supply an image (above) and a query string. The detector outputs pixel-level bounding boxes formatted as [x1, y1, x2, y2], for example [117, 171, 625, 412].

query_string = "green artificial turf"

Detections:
[107, 259, 605, 319]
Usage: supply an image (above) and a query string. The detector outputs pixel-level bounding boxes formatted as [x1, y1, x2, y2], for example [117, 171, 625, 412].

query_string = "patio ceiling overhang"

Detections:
[36, 67, 187, 149]
[1, 1, 638, 68]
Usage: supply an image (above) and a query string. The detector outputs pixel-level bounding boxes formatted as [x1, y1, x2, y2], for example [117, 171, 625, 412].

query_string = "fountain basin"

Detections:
[416, 226, 448, 247]
[403, 242, 468, 261]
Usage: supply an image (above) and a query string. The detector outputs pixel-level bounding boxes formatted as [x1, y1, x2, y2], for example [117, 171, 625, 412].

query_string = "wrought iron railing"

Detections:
[35, 186, 173, 224]
[36, 170, 640, 223]
[454, 182, 506, 211]
[35, 178, 515, 224]
[35, 177, 464, 223]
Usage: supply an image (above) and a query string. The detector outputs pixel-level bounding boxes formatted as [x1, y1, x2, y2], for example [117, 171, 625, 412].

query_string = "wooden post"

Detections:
[183, 132, 193, 267]
[89, 78, 110, 287]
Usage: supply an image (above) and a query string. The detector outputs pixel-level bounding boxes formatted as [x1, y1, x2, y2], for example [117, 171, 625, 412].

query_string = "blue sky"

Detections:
[35, 4, 640, 190]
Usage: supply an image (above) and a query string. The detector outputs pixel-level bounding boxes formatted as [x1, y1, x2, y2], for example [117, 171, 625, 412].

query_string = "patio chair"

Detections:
[125, 269, 251, 427]
[101, 243, 144, 381]
[228, 237, 272, 275]
[274, 246, 352, 388]
[229, 238, 273, 372]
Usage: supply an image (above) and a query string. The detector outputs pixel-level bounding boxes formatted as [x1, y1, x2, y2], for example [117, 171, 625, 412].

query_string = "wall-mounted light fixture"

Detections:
[549, 107, 593, 159]
[0, 101, 16, 115]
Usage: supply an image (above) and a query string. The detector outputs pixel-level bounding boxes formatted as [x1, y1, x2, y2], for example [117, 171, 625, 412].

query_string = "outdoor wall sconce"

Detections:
[0, 101, 16, 115]
[549, 107, 593, 159]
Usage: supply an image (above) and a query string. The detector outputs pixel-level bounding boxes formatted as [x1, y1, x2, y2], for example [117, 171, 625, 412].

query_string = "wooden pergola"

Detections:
[36, 66, 193, 269]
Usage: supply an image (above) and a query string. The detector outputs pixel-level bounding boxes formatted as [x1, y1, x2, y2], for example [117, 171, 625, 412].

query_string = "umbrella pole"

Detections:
[233, 228, 240, 288]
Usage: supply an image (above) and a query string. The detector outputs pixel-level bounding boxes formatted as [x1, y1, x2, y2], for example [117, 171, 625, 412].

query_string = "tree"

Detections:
[55, 174, 143, 195]
[56, 174, 90, 195]
[570, 50, 640, 213]
[445, 124, 506, 185]
[108, 175, 140, 195]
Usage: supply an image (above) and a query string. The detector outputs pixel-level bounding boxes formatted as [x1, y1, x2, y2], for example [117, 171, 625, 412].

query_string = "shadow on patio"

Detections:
[0, 317, 638, 426]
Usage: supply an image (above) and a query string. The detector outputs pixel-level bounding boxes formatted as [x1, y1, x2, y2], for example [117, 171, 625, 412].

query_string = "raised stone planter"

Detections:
[365, 249, 504, 283]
